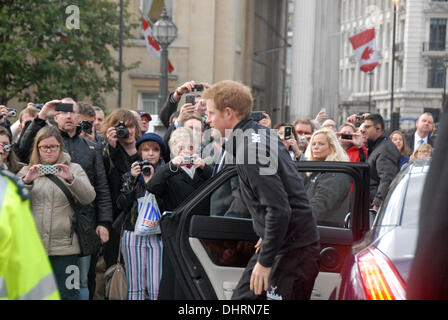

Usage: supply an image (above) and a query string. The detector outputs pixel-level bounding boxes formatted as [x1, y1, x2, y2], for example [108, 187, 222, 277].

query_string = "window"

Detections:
[139, 92, 159, 115]
[427, 58, 445, 88]
[429, 18, 447, 50]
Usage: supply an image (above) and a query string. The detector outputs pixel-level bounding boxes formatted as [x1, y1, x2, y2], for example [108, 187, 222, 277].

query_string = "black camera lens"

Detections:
[79, 120, 93, 135]
[138, 160, 153, 176]
[115, 121, 129, 139]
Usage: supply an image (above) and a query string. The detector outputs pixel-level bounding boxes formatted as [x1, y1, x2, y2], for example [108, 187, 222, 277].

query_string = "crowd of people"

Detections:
[0, 79, 436, 300]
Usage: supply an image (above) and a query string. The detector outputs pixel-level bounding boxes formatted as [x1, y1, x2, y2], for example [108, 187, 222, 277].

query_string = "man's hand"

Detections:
[96, 225, 109, 243]
[0, 105, 8, 123]
[173, 81, 196, 101]
[38, 100, 61, 121]
[177, 103, 196, 124]
[315, 110, 328, 123]
[258, 112, 271, 128]
[250, 262, 272, 296]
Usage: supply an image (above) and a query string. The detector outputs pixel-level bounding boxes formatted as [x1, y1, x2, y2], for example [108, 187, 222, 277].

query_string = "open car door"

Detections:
[160, 161, 370, 300]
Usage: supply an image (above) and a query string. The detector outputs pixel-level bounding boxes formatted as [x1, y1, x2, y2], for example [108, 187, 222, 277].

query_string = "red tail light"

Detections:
[356, 246, 406, 300]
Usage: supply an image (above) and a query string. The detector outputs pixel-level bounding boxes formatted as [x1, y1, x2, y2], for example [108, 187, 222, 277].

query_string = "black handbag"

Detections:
[46, 175, 102, 257]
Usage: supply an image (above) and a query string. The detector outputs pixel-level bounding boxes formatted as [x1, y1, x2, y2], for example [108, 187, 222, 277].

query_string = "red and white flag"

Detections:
[349, 28, 379, 73]
[142, 15, 174, 74]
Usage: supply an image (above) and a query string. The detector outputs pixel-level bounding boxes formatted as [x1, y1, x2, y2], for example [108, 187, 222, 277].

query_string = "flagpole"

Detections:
[369, 72, 372, 112]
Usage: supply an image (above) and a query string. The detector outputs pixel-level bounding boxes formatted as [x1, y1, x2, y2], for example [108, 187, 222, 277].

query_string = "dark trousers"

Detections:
[49, 255, 81, 300]
[232, 242, 320, 300]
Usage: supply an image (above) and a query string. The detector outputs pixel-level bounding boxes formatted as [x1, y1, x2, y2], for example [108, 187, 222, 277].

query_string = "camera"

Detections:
[137, 160, 154, 176]
[55, 103, 73, 113]
[115, 121, 129, 139]
[251, 111, 266, 122]
[186, 94, 196, 105]
[7, 108, 17, 117]
[79, 120, 93, 135]
[39, 165, 60, 175]
[356, 114, 364, 122]
[193, 84, 204, 92]
[341, 133, 353, 140]
[34, 103, 44, 109]
[298, 136, 307, 143]
[1, 144, 11, 152]
[284, 126, 292, 140]
[183, 156, 196, 165]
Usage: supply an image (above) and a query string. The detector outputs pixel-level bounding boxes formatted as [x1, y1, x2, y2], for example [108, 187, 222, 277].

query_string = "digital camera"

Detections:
[79, 120, 93, 135]
[34, 103, 44, 109]
[115, 121, 129, 139]
[298, 136, 307, 143]
[39, 165, 60, 175]
[1, 144, 11, 152]
[183, 156, 196, 165]
[0, 109, 17, 119]
[137, 160, 154, 176]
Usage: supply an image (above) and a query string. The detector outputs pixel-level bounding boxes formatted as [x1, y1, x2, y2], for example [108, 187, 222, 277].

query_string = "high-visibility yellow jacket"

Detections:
[0, 170, 60, 300]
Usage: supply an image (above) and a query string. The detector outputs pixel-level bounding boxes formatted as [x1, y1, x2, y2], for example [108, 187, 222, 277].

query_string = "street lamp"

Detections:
[152, 8, 178, 111]
[390, 0, 399, 131]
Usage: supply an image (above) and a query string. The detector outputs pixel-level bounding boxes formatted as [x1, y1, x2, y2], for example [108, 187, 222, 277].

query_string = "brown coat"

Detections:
[17, 152, 96, 256]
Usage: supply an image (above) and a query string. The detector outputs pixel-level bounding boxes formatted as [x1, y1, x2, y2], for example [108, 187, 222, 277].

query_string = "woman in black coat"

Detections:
[148, 127, 213, 300]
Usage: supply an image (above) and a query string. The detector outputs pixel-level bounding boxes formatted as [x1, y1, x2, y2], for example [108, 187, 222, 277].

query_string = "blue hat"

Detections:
[136, 133, 167, 154]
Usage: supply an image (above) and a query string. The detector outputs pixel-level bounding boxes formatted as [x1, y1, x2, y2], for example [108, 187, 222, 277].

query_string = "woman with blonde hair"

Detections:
[17, 126, 96, 300]
[410, 143, 433, 161]
[304, 128, 352, 227]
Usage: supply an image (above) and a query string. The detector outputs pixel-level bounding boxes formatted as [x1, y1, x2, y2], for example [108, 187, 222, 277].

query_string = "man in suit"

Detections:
[405, 112, 435, 153]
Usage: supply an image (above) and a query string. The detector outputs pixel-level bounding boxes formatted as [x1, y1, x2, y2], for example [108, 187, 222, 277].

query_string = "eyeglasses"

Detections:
[38, 144, 60, 152]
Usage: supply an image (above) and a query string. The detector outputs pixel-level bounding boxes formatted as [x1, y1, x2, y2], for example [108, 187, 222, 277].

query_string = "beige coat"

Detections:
[17, 152, 96, 256]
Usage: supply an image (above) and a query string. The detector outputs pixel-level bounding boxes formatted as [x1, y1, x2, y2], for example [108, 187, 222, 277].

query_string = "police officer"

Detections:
[203, 80, 320, 300]
[0, 169, 60, 300]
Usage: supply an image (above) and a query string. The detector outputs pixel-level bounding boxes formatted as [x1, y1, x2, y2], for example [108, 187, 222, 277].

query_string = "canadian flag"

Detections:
[349, 28, 379, 73]
[142, 16, 174, 74]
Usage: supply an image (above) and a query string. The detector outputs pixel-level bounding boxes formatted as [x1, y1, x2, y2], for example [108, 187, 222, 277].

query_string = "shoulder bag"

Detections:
[46, 175, 102, 257]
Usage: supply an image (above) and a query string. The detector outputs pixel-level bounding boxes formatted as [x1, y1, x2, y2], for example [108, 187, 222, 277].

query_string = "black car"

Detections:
[333, 158, 430, 300]
[160, 161, 371, 300]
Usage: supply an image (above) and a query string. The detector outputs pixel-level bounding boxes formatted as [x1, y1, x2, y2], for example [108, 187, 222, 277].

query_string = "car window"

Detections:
[400, 173, 426, 226]
[374, 175, 408, 227]
[302, 171, 353, 229]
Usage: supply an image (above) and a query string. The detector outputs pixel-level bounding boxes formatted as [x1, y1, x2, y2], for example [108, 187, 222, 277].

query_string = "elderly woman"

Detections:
[0, 126, 21, 174]
[304, 128, 352, 228]
[410, 143, 433, 161]
[17, 126, 96, 300]
[148, 126, 213, 300]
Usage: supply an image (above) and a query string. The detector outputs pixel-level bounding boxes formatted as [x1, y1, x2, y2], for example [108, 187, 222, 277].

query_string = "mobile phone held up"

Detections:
[251, 111, 266, 122]
[39, 165, 60, 175]
[55, 103, 73, 113]
[284, 126, 292, 140]
[341, 133, 353, 140]
[185, 94, 196, 105]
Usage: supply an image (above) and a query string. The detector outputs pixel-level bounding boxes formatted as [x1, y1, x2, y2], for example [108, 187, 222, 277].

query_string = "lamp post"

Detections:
[390, 0, 399, 131]
[152, 8, 178, 112]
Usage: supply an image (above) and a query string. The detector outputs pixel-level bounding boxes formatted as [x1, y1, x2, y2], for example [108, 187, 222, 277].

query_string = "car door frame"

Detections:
[160, 161, 370, 300]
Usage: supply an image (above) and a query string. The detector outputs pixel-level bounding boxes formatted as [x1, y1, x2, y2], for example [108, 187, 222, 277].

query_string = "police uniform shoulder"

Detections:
[0, 168, 30, 201]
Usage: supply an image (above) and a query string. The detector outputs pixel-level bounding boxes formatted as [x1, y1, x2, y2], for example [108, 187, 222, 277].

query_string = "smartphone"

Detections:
[251, 111, 266, 122]
[341, 133, 353, 140]
[185, 94, 196, 105]
[284, 126, 292, 140]
[39, 165, 60, 175]
[55, 103, 73, 113]
[193, 84, 204, 92]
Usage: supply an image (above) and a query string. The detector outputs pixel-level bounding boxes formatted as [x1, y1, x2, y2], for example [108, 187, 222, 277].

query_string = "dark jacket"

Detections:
[404, 129, 435, 154]
[105, 143, 139, 220]
[225, 115, 319, 268]
[305, 172, 352, 228]
[17, 117, 113, 227]
[147, 162, 213, 213]
[116, 159, 164, 231]
[367, 134, 401, 208]
[159, 92, 179, 129]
